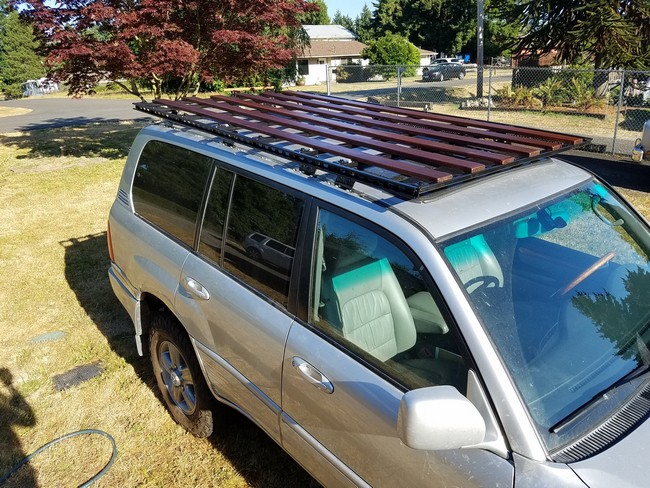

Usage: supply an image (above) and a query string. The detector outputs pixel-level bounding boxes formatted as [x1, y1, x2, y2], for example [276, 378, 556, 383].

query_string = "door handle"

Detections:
[183, 276, 210, 300]
[291, 357, 334, 394]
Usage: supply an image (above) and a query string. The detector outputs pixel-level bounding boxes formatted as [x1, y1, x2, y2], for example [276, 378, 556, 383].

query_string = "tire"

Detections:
[458, 72, 465, 80]
[439, 74, 445, 82]
[247, 247, 262, 261]
[149, 314, 214, 437]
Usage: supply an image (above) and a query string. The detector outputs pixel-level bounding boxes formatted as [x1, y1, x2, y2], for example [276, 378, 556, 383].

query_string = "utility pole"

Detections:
[477, 0, 484, 98]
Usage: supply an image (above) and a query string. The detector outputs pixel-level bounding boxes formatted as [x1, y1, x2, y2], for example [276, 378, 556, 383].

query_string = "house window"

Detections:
[297, 60, 309, 76]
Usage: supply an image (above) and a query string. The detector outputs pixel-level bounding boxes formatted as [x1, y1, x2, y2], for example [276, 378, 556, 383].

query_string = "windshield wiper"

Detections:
[551, 363, 650, 434]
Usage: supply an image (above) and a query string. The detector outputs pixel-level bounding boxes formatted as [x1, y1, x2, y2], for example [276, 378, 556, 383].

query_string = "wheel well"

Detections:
[139, 293, 189, 351]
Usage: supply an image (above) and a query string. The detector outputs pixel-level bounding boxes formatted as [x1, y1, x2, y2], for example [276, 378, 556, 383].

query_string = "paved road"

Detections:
[0, 97, 152, 133]
[1, 96, 648, 192]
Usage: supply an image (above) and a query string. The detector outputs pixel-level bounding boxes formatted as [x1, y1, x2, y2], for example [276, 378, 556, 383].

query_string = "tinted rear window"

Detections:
[132, 140, 213, 247]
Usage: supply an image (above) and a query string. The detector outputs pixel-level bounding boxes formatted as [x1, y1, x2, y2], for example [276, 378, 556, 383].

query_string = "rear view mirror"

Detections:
[397, 386, 486, 451]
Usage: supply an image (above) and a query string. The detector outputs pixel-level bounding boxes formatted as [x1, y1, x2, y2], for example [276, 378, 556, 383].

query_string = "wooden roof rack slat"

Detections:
[283, 90, 584, 145]
[151, 98, 454, 182]
[232, 92, 541, 158]
[259, 91, 565, 151]
[206, 95, 514, 166]
[187, 96, 487, 172]
[134, 92, 590, 199]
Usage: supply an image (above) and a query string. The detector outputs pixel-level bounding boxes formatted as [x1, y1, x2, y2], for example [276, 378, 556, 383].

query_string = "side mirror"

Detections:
[397, 386, 486, 451]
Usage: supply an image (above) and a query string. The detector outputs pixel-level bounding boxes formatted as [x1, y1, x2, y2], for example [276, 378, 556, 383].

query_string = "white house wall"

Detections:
[298, 58, 369, 85]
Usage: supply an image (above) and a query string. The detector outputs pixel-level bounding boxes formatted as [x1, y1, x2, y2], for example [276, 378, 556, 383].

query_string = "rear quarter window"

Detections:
[132, 140, 213, 247]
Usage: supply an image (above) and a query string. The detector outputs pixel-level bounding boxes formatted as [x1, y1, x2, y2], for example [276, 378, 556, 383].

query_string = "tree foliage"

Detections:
[332, 5, 374, 43]
[14, 0, 316, 100]
[494, 0, 650, 69]
[370, 0, 517, 59]
[0, 5, 44, 98]
[362, 33, 420, 65]
[371, 0, 472, 54]
[332, 10, 355, 31]
[361, 33, 420, 78]
[303, 0, 330, 25]
[355, 5, 375, 43]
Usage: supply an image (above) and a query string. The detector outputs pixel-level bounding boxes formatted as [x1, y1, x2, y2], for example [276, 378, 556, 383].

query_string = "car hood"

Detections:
[569, 416, 650, 487]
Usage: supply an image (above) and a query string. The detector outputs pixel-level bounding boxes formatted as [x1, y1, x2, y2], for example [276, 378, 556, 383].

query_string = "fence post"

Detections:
[397, 67, 401, 108]
[612, 69, 625, 155]
[487, 66, 493, 122]
[326, 64, 331, 96]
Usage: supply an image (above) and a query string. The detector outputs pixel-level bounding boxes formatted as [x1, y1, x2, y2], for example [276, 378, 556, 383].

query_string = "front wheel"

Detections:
[439, 74, 445, 81]
[458, 72, 465, 80]
[150, 314, 214, 437]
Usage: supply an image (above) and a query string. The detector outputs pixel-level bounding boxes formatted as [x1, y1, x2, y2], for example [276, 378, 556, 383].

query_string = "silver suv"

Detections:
[108, 92, 650, 487]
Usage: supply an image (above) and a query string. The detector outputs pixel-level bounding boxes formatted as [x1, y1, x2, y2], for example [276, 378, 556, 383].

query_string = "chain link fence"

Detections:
[319, 64, 650, 157]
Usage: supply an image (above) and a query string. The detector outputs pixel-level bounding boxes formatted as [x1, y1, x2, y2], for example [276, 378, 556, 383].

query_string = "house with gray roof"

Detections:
[297, 25, 368, 86]
[296, 25, 437, 86]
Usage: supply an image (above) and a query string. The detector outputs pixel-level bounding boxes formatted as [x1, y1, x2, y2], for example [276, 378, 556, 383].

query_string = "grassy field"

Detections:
[1, 120, 649, 487]
[0, 122, 318, 487]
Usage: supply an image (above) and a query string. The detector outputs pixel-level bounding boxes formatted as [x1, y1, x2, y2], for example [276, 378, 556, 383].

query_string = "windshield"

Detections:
[440, 181, 650, 451]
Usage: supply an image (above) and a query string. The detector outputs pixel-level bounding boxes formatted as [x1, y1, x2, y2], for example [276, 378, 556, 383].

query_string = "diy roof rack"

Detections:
[134, 91, 590, 198]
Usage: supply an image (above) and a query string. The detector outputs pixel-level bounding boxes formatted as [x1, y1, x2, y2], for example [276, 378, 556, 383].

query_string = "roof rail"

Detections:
[134, 92, 590, 198]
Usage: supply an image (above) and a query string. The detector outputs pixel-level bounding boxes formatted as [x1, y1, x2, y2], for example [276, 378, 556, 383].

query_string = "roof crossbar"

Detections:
[134, 92, 590, 199]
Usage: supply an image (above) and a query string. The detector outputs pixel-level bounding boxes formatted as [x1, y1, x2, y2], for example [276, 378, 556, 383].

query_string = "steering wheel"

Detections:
[464, 275, 499, 293]
[558, 252, 616, 296]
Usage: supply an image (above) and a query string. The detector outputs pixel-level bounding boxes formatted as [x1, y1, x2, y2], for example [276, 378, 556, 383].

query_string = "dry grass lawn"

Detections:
[0, 119, 648, 487]
[0, 122, 318, 487]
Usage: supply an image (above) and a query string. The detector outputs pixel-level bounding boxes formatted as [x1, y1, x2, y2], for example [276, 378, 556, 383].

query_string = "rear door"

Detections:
[174, 166, 308, 441]
[280, 204, 514, 487]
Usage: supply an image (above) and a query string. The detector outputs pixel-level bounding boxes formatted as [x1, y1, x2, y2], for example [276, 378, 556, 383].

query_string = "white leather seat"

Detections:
[444, 235, 503, 292]
[331, 258, 417, 361]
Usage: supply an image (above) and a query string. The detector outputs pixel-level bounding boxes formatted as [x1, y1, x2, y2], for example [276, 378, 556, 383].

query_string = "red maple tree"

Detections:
[16, 0, 316, 99]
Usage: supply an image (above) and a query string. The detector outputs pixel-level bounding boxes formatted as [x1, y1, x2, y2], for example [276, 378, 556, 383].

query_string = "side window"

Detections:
[199, 168, 234, 265]
[132, 140, 213, 247]
[311, 209, 468, 392]
[223, 175, 303, 307]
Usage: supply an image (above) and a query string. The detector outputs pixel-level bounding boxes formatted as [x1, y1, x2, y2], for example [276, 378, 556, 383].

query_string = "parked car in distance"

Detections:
[422, 62, 466, 81]
[243, 232, 295, 271]
[429, 57, 463, 65]
[108, 92, 650, 488]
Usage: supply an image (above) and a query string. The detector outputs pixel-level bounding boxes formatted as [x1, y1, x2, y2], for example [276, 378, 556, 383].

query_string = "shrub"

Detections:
[361, 33, 420, 80]
[334, 63, 373, 83]
[493, 84, 543, 109]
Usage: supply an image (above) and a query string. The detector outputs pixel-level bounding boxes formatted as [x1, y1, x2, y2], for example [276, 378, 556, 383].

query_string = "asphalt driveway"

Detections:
[0, 97, 152, 133]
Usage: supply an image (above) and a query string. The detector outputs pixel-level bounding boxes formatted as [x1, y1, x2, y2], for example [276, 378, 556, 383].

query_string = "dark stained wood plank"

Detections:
[285, 90, 586, 145]
[260, 91, 564, 151]
[201, 95, 506, 167]
[185, 96, 484, 172]
[233, 92, 541, 157]
[154, 98, 455, 182]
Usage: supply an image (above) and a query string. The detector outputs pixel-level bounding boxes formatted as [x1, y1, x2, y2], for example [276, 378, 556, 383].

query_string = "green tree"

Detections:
[0, 7, 44, 98]
[372, 0, 476, 55]
[303, 0, 330, 24]
[494, 0, 650, 69]
[361, 33, 421, 78]
[371, 0, 517, 59]
[332, 9, 355, 30]
[354, 4, 375, 43]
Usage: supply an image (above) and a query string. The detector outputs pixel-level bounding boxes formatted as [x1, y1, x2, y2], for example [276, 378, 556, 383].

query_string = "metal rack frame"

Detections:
[134, 91, 590, 198]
